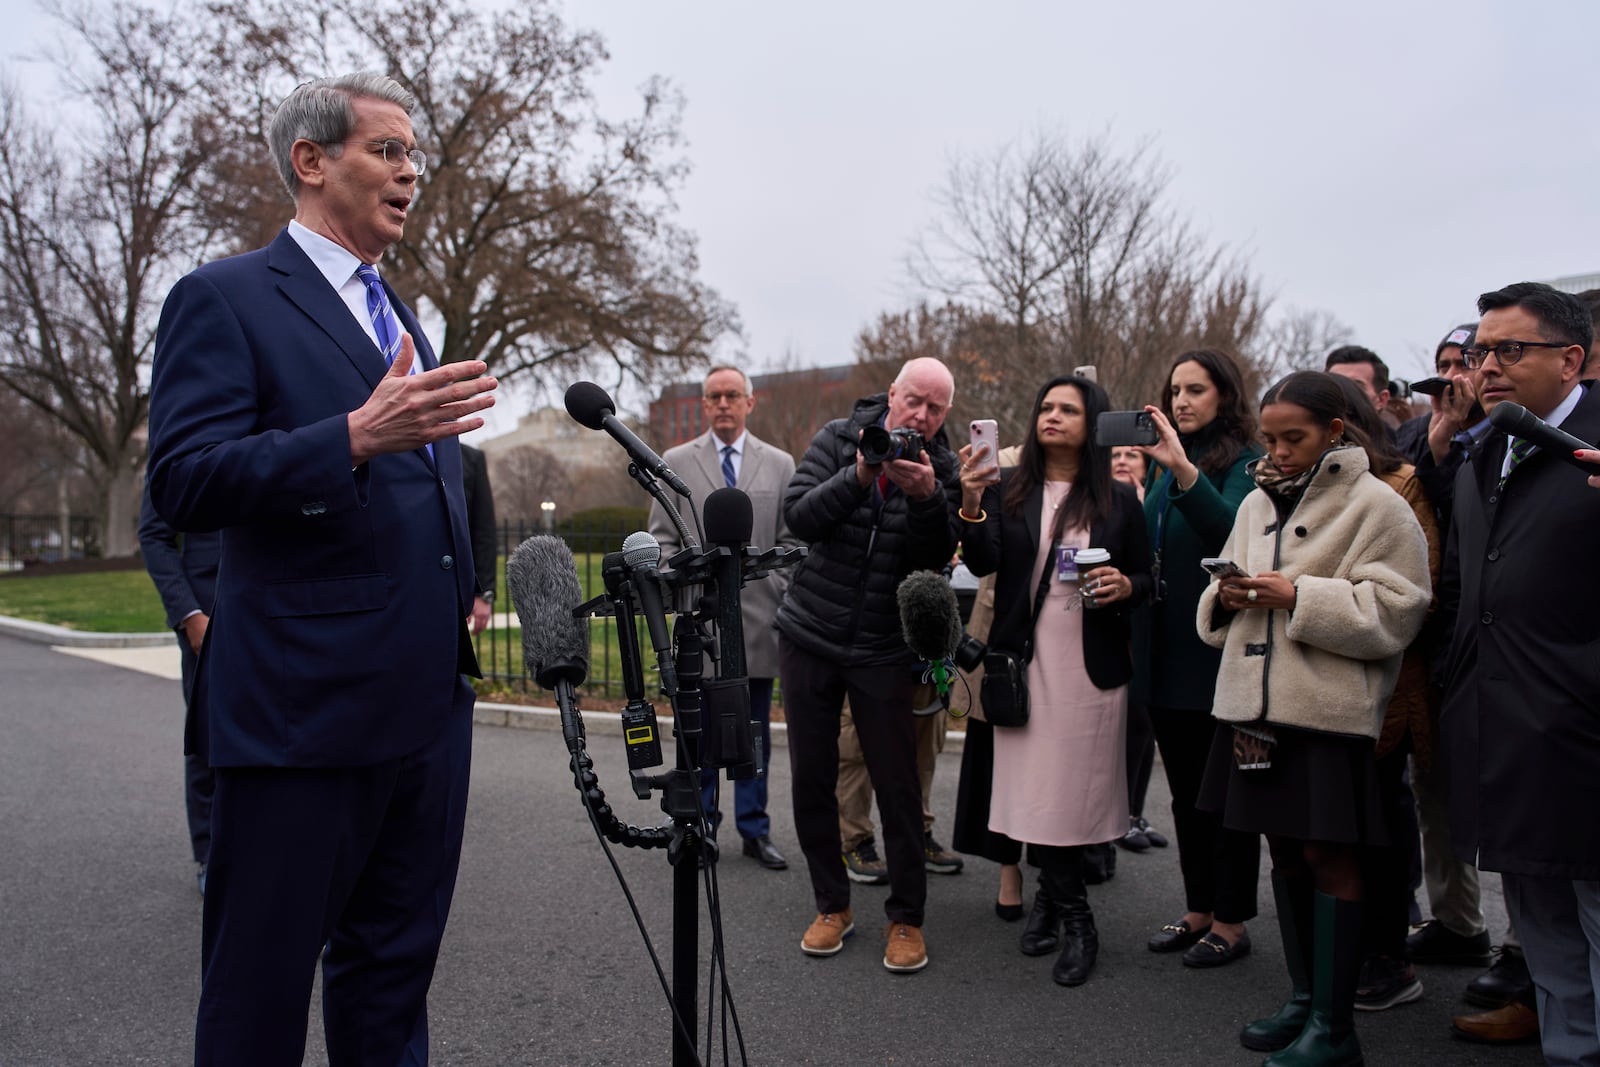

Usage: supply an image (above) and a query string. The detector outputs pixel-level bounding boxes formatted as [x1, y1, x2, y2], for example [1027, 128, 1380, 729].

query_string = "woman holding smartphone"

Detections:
[1131, 348, 1264, 968]
[1199, 370, 1430, 1064]
[956, 374, 1152, 987]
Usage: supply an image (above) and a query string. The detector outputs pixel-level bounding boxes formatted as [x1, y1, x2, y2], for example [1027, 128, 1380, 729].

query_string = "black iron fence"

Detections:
[472, 517, 666, 702]
[1, 514, 101, 569]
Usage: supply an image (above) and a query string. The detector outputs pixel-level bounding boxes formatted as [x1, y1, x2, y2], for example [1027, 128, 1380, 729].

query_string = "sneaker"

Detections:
[923, 833, 964, 874]
[1406, 919, 1492, 967]
[1137, 816, 1168, 848]
[1355, 955, 1424, 1011]
[883, 922, 928, 972]
[1115, 816, 1150, 853]
[843, 839, 889, 885]
[800, 909, 854, 956]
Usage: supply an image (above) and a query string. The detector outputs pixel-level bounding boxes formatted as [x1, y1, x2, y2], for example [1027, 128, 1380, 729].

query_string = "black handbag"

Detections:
[980, 535, 1061, 729]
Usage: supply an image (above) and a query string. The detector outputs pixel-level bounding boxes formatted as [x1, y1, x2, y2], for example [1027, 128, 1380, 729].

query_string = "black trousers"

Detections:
[179, 635, 215, 865]
[1150, 706, 1260, 923]
[1362, 741, 1420, 958]
[1126, 701, 1155, 819]
[781, 637, 926, 927]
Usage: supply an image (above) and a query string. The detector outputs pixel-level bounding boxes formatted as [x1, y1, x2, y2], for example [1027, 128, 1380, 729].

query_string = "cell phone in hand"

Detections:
[969, 419, 1000, 475]
[1410, 376, 1453, 397]
[1095, 410, 1159, 448]
[1200, 557, 1249, 581]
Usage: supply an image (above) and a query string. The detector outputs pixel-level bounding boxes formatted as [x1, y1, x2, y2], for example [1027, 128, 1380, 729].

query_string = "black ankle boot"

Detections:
[1019, 888, 1060, 956]
[1265, 893, 1364, 1067]
[1052, 893, 1098, 986]
[1242, 871, 1315, 1052]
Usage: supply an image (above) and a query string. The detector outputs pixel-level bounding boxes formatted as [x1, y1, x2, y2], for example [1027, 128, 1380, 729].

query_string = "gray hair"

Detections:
[893, 356, 956, 407]
[704, 364, 753, 395]
[269, 73, 415, 199]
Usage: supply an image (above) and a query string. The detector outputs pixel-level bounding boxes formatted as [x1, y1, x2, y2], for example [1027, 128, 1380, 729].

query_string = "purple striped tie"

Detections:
[355, 264, 403, 366]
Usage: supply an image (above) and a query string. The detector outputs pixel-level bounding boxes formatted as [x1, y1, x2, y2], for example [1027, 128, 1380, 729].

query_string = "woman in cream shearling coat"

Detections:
[1194, 371, 1431, 1067]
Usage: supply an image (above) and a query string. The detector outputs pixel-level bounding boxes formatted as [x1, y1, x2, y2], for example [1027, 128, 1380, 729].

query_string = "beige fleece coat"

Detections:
[1196, 446, 1432, 739]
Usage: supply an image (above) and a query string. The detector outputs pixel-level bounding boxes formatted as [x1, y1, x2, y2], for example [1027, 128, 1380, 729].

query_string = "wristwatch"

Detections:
[479, 589, 495, 605]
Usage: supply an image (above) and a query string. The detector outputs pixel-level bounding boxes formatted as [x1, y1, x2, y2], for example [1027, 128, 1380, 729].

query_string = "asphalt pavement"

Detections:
[0, 632, 1541, 1066]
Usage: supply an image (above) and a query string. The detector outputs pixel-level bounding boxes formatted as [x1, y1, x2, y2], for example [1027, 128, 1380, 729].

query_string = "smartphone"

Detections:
[1094, 410, 1158, 448]
[1073, 365, 1098, 382]
[1410, 376, 1453, 397]
[1200, 557, 1249, 581]
[969, 419, 999, 474]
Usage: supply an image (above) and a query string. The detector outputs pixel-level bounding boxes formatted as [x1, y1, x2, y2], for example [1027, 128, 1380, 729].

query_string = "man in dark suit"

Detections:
[146, 73, 497, 1066]
[647, 365, 797, 871]
[1437, 282, 1600, 1064]
[460, 444, 497, 634]
[136, 481, 221, 893]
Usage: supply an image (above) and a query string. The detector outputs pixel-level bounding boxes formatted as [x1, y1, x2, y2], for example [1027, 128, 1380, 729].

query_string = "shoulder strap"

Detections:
[1024, 535, 1062, 662]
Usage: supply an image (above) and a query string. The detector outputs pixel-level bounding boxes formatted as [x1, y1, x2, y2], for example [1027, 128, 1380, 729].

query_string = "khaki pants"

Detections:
[838, 695, 945, 849]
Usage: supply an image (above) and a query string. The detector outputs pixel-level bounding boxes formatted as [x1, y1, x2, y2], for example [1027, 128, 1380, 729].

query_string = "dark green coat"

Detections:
[1131, 444, 1261, 710]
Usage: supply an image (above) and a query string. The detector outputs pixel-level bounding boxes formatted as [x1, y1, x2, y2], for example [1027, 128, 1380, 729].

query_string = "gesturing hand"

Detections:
[348, 335, 498, 467]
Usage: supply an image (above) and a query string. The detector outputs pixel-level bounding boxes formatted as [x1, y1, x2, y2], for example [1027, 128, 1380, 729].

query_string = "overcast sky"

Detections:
[573, 0, 1600, 388]
[12, 1, 1599, 429]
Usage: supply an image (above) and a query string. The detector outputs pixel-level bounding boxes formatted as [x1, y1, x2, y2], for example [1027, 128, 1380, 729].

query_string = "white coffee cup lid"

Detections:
[1074, 548, 1110, 565]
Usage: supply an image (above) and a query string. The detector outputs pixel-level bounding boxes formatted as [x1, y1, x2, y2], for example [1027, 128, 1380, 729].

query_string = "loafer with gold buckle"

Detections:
[1148, 918, 1210, 953]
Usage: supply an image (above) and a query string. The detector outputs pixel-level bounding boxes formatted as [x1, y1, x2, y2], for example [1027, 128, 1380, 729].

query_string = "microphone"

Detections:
[703, 487, 753, 680]
[506, 535, 589, 752]
[898, 570, 963, 715]
[565, 381, 692, 498]
[1488, 401, 1600, 474]
[621, 530, 678, 695]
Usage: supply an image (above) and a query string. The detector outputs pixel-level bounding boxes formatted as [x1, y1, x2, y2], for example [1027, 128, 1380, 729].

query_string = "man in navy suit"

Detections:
[146, 73, 497, 1066]
[136, 483, 221, 894]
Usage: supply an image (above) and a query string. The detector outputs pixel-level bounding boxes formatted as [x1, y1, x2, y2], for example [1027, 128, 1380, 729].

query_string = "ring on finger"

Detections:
[1246, 588, 1258, 603]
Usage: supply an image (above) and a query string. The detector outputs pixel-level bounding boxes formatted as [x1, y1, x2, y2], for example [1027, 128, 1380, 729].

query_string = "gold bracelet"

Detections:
[959, 507, 987, 523]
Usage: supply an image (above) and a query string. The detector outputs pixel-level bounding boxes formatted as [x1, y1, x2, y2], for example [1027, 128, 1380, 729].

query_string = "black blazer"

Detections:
[962, 472, 1152, 691]
[1437, 381, 1600, 879]
[460, 444, 497, 601]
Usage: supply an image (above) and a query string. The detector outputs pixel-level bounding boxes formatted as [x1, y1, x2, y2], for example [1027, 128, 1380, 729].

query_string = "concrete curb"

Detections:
[0, 614, 173, 648]
[472, 699, 966, 752]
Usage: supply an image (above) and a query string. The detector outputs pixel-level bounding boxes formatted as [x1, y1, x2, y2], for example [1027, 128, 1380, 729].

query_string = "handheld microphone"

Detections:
[506, 535, 589, 752]
[621, 530, 678, 696]
[701, 487, 757, 777]
[1488, 401, 1600, 474]
[898, 570, 964, 715]
[565, 381, 692, 498]
[702, 487, 753, 680]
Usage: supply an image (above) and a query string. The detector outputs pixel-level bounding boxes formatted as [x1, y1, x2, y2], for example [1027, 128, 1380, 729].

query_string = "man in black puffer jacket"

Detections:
[778, 357, 962, 974]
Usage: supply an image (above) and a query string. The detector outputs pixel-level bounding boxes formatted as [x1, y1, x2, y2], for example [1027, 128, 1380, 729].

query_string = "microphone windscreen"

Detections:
[704, 487, 753, 546]
[898, 570, 962, 662]
[621, 530, 661, 569]
[507, 535, 589, 689]
[564, 381, 615, 431]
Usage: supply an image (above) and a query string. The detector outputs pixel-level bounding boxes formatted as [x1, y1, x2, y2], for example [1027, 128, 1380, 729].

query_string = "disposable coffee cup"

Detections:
[1074, 548, 1111, 608]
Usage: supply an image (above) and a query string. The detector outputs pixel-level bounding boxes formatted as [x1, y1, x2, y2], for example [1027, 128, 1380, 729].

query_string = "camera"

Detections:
[860, 425, 925, 465]
[954, 632, 987, 672]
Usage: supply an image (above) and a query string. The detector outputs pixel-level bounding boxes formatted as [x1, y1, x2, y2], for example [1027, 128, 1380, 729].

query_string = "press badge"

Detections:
[1056, 545, 1082, 582]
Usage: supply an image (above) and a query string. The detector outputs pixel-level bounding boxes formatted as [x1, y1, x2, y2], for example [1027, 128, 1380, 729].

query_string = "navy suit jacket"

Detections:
[147, 229, 479, 770]
[136, 480, 220, 734]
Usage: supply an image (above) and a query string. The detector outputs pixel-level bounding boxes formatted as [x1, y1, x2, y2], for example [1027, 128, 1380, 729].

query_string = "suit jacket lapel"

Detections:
[695, 433, 725, 490]
[267, 231, 389, 391]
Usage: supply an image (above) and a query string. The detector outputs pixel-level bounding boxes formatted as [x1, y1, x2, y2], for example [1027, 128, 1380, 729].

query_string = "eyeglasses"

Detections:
[340, 139, 427, 175]
[703, 391, 746, 404]
[1461, 340, 1570, 369]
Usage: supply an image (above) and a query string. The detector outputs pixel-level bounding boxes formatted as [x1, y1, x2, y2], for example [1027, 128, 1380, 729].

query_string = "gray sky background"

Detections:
[10, 0, 1599, 427]
[576, 0, 1599, 387]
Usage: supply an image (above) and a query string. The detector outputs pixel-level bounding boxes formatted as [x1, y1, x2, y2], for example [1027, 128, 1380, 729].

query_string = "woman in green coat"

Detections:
[1133, 348, 1264, 969]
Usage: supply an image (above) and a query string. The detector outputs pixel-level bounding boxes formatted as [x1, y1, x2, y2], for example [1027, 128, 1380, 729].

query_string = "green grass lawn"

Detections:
[0, 571, 169, 632]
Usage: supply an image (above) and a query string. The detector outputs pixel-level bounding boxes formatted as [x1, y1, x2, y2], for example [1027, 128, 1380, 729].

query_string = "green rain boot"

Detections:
[1241, 871, 1314, 1051]
[1264, 892, 1364, 1067]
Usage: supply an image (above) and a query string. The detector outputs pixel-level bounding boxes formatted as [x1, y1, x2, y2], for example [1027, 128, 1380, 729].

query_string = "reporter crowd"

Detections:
[761, 280, 1600, 1067]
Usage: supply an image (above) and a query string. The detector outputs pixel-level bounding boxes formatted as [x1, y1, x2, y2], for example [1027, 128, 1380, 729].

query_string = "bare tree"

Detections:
[1255, 307, 1356, 388]
[900, 129, 1274, 419]
[207, 0, 738, 393]
[0, 3, 222, 554]
[487, 445, 572, 526]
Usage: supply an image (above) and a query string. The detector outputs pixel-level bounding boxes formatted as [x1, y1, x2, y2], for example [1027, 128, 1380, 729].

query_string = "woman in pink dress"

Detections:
[957, 374, 1153, 986]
